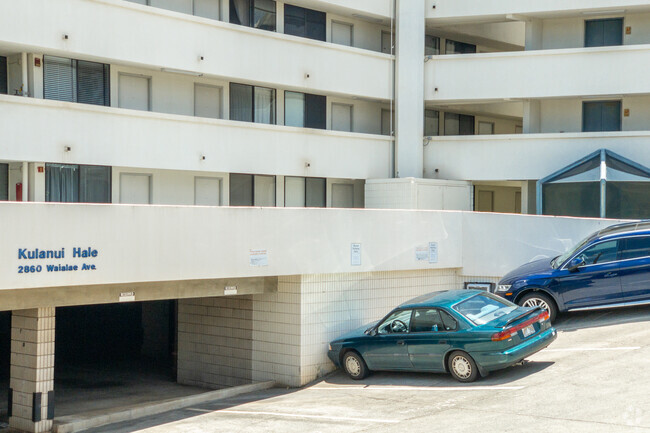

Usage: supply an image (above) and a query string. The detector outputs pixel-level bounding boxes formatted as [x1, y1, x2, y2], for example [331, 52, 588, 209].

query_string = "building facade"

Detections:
[0, 1, 646, 432]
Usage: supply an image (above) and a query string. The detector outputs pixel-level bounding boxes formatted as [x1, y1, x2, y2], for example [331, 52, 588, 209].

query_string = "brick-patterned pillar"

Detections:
[9, 308, 55, 433]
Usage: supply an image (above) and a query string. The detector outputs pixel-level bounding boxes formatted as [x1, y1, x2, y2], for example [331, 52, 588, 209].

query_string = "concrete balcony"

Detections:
[427, 0, 650, 24]
[425, 44, 650, 103]
[292, 0, 392, 20]
[0, 95, 392, 180]
[424, 131, 650, 181]
[0, 0, 392, 100]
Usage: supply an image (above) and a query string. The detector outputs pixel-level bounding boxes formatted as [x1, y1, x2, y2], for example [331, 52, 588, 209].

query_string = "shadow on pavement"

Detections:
[554, 305, 650, 332]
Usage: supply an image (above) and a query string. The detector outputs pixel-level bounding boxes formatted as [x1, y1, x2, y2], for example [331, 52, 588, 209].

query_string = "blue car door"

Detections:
[556, 239, 624, 309]
[361, 309, 413, 370]
[618, 236, 650, 303]
[406, 308, 453, 372]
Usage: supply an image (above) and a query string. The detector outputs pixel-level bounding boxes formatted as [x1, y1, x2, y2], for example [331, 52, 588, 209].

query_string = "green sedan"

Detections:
[328, 290, 557, 382]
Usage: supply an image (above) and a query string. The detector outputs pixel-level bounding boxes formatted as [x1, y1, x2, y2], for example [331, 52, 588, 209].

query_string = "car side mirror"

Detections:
[567, 257, 585, 272]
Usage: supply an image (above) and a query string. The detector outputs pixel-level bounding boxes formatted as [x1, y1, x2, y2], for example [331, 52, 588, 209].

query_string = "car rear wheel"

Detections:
[342, 351, 369, 380]
[519, 292, 557, 322]
[448, 351, 479, 383]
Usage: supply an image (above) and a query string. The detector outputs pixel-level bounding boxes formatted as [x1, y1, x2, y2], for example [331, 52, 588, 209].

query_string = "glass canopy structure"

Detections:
[537, 149, 650, 219]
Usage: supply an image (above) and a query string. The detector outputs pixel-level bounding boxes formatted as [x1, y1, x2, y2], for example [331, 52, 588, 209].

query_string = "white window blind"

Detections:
[195, 177, 221, 205]
[332, 183, 354, 208]
[285, 177, 306, 207]
[119, 74, 150, 111]
[332, 22, 353, 46]
[332, 103, 352, 132]
[194, 84, 222, 119]
[194, 0, 220, 19]
[120, 174, 151, 204]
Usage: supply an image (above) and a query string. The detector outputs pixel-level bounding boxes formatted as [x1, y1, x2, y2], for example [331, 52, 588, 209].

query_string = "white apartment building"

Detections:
[0, 1, 646, 432]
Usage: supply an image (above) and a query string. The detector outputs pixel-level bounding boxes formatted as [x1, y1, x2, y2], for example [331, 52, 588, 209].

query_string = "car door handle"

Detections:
[396, 340, 406, 346]
[604, 272, 618, 278]
[438, 340, 447, 344]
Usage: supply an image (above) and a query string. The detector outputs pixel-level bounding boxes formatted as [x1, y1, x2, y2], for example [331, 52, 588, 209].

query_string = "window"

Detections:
[195, 177, 221, 206]
[332, 183, 354, 208]
[381, 31, 393, 54]
[411, 309, 444, 333]
[331, 21, 353, 46]
[0, 163, 8, 200]
[478, 121, 494, 135]
[425, 35, 440, 55]
[585, 18, 623, 47]
[583, 101, 621, 132]
[331, 103, 352, 132]
[285, 177, 325, 207]
[620, 237, 650, 261]
[229, 174, 276, 206]
[284, 91, 326, 129]
[445, 39, 476, 54]
[453, 293, 517, 326]
[381, 109, 394, 136]
[230, 83, 276, 124]
[46, 164, 111, 203]
[0, 56, 7, 94]
[577, 240, 619, 265]
[444, 112, 475, 135]
[424, 109, 439, 136]
[193, 0, 220, 20]
[120, 173, 151, 204]
[194, 84, 222, 119]
[119, 74, 150, 111]
[44, 56, 110, 106]
[515, 125, 523, 134]
[440, 310, 458, 331]
[284, 4, 325, 41]
[230, 0, 276, 31]
[377, 309, 412, 334]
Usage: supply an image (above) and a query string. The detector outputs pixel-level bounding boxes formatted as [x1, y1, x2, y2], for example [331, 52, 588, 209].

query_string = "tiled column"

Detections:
[9, 308, 55, 433]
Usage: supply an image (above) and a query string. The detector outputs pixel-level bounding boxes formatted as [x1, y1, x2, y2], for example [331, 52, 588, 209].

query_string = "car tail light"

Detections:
[491, 311, 549, 341]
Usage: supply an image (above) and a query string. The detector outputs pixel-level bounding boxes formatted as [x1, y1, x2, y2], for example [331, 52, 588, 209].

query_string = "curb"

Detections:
[53, 381, 276, 433]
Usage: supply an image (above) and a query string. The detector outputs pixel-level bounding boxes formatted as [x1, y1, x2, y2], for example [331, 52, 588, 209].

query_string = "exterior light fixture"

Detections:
[161, 68, 203, 77]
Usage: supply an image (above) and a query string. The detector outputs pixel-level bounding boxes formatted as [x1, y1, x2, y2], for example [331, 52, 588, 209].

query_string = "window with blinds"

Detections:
[0, 56, 7, 95]
[43, 56, 110, 106]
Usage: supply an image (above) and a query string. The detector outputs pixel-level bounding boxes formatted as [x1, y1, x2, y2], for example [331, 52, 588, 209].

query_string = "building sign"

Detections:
[16, 247, 99, 274]
[428, 242, 438, 264]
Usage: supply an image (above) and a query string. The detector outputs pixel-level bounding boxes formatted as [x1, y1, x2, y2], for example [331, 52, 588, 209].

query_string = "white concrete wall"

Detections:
[425, 132, 650, 181]
[0, 95, 392, 180]
[0, 0, 392, 100]
[425, 45, 650, 102]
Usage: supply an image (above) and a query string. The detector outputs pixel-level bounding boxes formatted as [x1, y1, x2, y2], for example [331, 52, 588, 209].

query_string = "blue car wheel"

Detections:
[519, 292, 557, 322]
[448, 351, 479, 383]
[342, 351, 369, 380]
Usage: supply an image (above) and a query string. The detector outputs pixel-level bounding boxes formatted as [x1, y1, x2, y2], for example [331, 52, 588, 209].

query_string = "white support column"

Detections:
[9, 308, 55, 433]
[395, 0, 424, 178]
[525, 19, 543, 51]
[21, 162, 28, 202]
[21, 52, 29, 97]
[523, 100, 541, 133]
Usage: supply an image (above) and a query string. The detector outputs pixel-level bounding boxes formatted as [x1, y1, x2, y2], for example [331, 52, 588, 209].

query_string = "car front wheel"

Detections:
[448, 351, 479, 383]
[519, 292, 557, 322]
[342, 351, 369, 380]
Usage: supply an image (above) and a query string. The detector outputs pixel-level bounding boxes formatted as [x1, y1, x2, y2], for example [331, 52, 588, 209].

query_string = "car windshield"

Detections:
[452, 293, 517, 326]
[551, 233, 597, 269]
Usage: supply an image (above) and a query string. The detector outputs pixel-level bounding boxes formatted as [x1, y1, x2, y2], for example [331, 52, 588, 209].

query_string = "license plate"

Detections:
[521, 324, 535, 338]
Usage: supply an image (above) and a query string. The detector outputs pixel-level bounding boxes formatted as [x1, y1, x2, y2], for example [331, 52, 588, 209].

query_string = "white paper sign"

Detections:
[351, 243, 362, 266]
[428, 242, 438, 264]
[415, 246, 429, 261]
[119, 291, 135, 302]
[249, 249, 268, 267]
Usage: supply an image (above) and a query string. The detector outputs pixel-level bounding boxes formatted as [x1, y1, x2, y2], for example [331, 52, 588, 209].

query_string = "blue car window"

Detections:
[377, 309, 412, 334]
[411, 309, 444, 332]
[440, 310, 458, 331]
[453, 293, 517, 326]
[576, 240, 618, 265]
[620, 236, 650, 260]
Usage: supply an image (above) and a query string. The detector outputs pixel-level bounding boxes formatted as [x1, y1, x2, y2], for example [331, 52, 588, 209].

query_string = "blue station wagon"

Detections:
[328, 290, 556, 382]
[495, 221, 650, 322]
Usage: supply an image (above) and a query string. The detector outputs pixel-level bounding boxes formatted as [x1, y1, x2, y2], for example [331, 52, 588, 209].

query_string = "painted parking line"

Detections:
[544, 346, 641, 352]
[212, 409, 399, 424]
[310, 385, 525, 391]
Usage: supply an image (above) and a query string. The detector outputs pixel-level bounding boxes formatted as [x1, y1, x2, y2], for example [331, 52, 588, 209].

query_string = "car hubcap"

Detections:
[523, 297, 550, 312]
[452, 356, 471, 379]
[345, 356, 361, 376]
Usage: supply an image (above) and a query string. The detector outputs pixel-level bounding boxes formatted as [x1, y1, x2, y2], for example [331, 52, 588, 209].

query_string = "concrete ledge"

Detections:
[52, 381, 276, 433]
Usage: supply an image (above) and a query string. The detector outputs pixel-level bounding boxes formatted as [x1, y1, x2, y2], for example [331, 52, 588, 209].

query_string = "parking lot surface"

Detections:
[85, 307, 650, 433]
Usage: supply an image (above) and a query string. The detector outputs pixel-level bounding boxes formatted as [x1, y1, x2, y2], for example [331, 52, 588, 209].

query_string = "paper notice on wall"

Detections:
[416, 246, 429, 261]
[249, 249, 268, 267]
[428, 242, 438, 264]
[351, 243, 362, 266]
